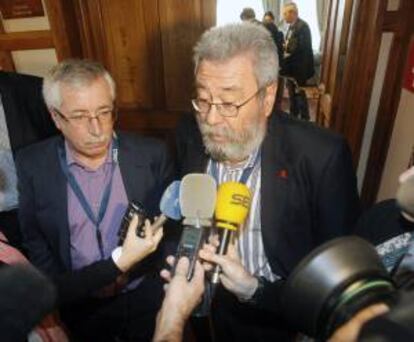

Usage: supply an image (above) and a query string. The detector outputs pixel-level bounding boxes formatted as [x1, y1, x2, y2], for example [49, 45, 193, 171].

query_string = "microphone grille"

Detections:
[180, 173, 217, 219]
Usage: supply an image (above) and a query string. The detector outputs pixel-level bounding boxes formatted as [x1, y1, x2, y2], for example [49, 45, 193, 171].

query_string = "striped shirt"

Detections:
[207, 149, 278, 281]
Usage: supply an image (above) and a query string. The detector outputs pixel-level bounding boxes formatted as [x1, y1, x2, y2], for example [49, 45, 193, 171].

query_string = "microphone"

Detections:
[396, 171, 414, 219]
[211, 181, 252, 286]
[174, 173, 217, 280]
[159, 180, 182, 220]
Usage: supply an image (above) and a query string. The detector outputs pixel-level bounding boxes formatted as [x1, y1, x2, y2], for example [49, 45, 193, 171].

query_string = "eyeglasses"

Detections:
[53, 107, 115, 126]
[191, 88, 263, 118]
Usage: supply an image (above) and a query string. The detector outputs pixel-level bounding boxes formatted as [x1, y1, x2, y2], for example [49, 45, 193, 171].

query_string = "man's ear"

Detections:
[49, 109, 62, 131]
[263, 82, 277, 118]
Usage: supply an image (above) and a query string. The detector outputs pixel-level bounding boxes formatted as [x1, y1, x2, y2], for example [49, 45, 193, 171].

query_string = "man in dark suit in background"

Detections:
[177, 22, 360, 341]
[281, 2, 315, 119]
[0, 71, 58, 248]
[16, 59, 173, 341]
[262, 11, 285, 110]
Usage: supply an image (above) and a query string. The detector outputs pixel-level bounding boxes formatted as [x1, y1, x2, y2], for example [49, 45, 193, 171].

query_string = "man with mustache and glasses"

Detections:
[15, 59, 173, 341]
[175, 23, 360, 341]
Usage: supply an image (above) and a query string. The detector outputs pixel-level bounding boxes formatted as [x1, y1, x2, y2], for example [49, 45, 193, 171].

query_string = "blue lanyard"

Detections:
[57, 138, 118, 259]
[210, 149, 261, 185]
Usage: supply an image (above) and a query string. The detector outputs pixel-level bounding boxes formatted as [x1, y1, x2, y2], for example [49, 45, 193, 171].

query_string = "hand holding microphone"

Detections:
[199, 181, 258, 300]
[200, 241, 258, 301]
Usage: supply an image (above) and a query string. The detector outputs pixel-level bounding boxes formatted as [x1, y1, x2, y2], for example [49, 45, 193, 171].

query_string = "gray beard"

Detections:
[197, 117, 267, 163]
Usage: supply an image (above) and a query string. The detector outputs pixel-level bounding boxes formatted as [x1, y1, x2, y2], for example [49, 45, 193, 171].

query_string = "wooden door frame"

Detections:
[330, 0, 386, 167]
[361, 0, 414, 206]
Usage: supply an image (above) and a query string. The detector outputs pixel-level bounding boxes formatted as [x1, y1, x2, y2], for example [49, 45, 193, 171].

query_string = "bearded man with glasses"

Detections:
[15, 59, 173, 341]
[175, 23, 361, 341]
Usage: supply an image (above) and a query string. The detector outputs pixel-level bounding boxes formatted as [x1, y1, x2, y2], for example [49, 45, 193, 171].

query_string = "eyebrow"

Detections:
[68, 105, 113, 115]
[196, 83, 242, 93]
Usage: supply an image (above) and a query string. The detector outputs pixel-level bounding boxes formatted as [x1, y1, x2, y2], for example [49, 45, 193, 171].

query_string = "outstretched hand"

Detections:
[115, 214, 164, 272]
[154, 257, 205, 341]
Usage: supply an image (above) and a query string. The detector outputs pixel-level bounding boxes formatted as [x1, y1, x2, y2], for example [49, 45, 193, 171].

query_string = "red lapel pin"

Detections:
[276, 169, 288, 179]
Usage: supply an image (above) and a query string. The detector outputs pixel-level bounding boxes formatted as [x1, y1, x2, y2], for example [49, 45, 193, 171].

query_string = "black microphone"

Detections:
[0, 264, 56, 342]
[173, 173, 217, 280]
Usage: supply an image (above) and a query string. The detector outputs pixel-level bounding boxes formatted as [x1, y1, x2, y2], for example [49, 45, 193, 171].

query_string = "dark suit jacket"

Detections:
[264, 22, 285, 70]
[176, 112, 360, 339]
[0, 71, 58, 154]
[282, 18, 315, 84]
[0, 71, 58, 249]
[16, 132, 173, 303]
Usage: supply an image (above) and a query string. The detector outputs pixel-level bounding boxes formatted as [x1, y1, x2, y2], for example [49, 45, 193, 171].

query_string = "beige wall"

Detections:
[357, 32, 394, 192]
[377, 88, 414, 201]
[2, 0, 57, 77]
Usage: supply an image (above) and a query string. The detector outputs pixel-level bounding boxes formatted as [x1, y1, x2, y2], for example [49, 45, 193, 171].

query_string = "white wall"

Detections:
[377, 88, 414, 200]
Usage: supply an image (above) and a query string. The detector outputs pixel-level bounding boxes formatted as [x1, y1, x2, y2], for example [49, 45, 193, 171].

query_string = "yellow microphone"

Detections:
[211, 181, 251, 285]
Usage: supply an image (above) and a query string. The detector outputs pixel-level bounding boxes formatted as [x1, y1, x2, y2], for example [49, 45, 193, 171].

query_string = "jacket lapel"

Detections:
[50, 138, 71, 270]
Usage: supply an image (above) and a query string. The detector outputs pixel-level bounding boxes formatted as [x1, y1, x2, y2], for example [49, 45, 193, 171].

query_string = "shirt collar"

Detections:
[221, 147, 260, 172]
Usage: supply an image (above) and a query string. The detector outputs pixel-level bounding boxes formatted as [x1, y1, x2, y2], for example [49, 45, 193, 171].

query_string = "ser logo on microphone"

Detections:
[230, 194, 250, 208]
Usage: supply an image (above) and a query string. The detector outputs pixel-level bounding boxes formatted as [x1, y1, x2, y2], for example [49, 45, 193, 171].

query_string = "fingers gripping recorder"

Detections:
[211, 182, 252, 286]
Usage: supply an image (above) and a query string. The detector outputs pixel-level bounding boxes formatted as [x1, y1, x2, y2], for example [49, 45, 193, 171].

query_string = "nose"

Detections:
[204, 104, 223, 126]
[88, 116, 103, 137]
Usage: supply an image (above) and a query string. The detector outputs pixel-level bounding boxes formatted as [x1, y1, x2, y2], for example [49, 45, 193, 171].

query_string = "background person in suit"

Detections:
[280, 2, 314, 119]
[262, 11, 285, 111]
[176, 22, 360, 341]
[0, 71, 58, 249]
[16, 59, 173, 341]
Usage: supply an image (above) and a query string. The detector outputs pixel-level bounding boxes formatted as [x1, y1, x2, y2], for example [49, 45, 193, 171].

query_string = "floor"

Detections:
[279, 86, 319, 122]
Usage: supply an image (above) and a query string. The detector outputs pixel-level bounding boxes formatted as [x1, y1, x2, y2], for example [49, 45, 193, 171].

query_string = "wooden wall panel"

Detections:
[76, 0, 165, 110]
[42, 0, 216, 137]
[0, 30, 53, 50]
[75, 0, 107, 63]
[43, 0, 82, 59]
[0, 18, 15, 71]
[159, 0, 214, 111]
[74, 0, 216, 113]
[330, 0, 385, 167]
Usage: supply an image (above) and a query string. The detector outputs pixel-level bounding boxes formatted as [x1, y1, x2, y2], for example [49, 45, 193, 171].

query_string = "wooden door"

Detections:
[67, 0, 216, 140]
[318, 0, 414, 207]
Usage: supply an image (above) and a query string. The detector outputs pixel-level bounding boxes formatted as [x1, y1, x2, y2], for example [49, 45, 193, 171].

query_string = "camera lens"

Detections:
[282, 237, 396, 340]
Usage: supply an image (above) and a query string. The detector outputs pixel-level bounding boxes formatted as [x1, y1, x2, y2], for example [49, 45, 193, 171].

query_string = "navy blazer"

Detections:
[282, 18, 315, 84]
[16, 132, 173, 282]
